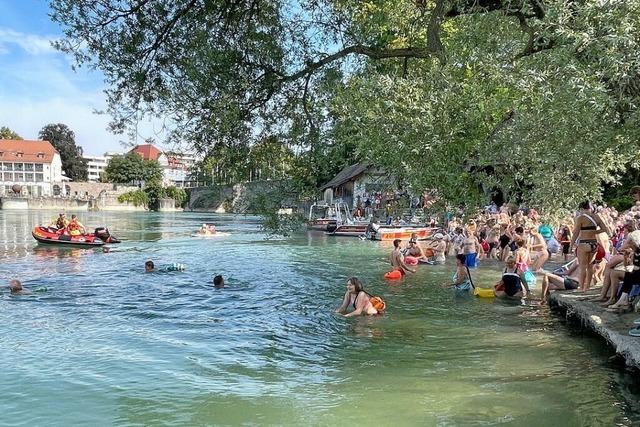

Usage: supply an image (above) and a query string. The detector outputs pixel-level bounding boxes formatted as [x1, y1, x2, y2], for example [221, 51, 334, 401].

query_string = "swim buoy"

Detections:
[404, 256, 419, 265]
[473, 287, 495, 298]
[384, 270, 402, 280]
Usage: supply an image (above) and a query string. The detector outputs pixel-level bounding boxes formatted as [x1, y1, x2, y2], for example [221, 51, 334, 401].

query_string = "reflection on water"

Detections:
[0, 210, 638, 426]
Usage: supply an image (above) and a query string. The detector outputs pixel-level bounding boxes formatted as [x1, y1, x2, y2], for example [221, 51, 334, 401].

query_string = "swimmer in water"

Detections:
[145, 260, 185, 273]
[335, 277, 379, 317]
[213, 275, 224, 289]
[9, 279, 24, 293]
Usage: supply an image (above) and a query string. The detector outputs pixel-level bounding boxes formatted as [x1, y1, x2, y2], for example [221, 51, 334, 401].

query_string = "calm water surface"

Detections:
[0, 211, 638, 426]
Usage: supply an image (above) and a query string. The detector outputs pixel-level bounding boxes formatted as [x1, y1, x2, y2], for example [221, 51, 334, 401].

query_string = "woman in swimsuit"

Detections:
[335, 277, 379, 317]
[498, 224, 512, 261]
[494, 256, 529, 299]
[571, 201, 611, 292]
[607, 231, 640, 311]
[442, 254, 472, 293]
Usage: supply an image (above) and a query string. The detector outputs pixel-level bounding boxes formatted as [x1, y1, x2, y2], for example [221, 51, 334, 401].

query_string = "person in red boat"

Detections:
[66, 214, 86, 236]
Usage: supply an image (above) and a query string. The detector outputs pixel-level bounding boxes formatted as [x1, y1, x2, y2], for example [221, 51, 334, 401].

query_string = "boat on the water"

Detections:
[31, 226, 121, 247]
[369, 226, 435, 241]
[328, 223, 369, 236]
[307, 202, 341, 231]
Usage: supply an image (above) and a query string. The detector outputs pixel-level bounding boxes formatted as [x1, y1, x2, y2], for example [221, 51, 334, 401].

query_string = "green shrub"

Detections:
[117, 190, 149, 207]
[165, 186, 188, 208]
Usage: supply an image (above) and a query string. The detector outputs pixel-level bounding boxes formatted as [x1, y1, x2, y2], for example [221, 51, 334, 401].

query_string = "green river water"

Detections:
[0, 211, 638, 426]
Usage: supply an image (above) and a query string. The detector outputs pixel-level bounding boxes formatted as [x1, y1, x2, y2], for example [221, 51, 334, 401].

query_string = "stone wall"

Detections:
[65, 182, 139, 199]
[0, 196, 90, 211]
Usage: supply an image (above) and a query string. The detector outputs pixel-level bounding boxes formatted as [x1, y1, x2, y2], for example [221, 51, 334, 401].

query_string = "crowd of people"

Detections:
[339, 187, 640, 336]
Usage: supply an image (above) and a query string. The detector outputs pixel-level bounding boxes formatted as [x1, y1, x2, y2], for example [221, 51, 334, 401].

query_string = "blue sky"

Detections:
[0, 1, 161, 156]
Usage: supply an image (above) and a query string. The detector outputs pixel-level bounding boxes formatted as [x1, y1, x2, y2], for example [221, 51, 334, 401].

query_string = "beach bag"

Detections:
[369, 296, 386, 312]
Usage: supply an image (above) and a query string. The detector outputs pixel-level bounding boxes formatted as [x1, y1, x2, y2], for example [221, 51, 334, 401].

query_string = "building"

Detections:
[320, 163, 392, 208]
[84, 155, 109, 182]
[130, 144, 198, 188]
[0, 139, 63, 197]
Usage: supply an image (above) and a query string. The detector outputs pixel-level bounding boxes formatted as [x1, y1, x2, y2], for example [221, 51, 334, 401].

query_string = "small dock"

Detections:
[549, 290, 640, 370]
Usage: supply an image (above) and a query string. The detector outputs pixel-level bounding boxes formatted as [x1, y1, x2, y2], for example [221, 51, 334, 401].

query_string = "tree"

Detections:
[0, 126, 22, 140]
[38, 123, 88, 181]
[104, 151, 163, 184]
[50, 0, 640, 216]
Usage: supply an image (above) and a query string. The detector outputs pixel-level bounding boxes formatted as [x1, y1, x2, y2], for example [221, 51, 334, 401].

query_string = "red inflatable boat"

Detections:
[31, 226, 121, 247]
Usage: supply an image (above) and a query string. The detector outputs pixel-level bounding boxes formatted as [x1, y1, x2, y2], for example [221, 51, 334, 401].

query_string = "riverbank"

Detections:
[549, 290, 640, 370]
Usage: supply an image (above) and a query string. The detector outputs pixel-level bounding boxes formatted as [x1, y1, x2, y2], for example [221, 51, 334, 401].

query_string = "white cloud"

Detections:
[0, 28, 58, 55]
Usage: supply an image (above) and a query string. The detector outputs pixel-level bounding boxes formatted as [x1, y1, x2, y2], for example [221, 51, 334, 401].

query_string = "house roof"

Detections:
[0, 139, 58, 163]
[320, 163, 370, 190]
[130, 144, 163, 161]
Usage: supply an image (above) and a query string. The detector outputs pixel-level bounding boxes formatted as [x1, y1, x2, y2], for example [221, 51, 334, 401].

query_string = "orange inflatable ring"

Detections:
[404, 256, 419, 265]
[384, 270, 402, 280]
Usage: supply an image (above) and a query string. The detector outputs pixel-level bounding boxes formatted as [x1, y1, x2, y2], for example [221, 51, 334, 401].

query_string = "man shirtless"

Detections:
[461, 230, 482, 268]
[390, 239, 416, 275]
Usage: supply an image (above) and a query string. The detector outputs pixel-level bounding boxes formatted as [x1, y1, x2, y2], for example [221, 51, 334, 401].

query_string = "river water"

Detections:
[0, 211, 638, 426]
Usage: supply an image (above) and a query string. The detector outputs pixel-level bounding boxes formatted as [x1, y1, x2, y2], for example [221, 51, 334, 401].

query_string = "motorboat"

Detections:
[32, 226, 121, 247]
[307, 202, 339, 231]
[369, 226, 435, 241]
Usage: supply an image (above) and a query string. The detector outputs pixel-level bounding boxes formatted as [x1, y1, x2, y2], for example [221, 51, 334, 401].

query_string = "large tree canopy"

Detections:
[104, 151, 163, 184]
[38, 123, 89, 181]
[51, 0, 640, 213]
[0, 126, 22, 140]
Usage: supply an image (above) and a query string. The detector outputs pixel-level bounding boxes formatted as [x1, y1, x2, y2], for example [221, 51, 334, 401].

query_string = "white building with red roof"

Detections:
[0, 139, 64, 197]
[129, 143, 197, 188]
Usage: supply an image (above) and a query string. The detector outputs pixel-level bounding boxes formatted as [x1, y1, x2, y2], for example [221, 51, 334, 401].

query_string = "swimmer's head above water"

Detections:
[213, 275, 224, 288]
[8, 279, 22, 293]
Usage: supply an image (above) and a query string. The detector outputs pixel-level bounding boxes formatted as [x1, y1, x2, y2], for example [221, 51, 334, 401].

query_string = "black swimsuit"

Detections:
[502, 268, 523, 297]
[578, 215, 599, 251]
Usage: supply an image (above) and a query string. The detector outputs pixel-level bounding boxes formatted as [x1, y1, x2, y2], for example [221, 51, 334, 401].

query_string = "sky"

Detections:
[0, 1, 162, 156]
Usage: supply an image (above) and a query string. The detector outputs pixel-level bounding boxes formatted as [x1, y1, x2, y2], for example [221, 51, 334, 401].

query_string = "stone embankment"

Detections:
[549, 290, 640, 370]
[0, 183, 148, 211]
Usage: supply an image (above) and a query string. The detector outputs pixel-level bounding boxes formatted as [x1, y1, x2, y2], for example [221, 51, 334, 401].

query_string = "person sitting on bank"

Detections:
[335, 277, 379, 317]
[390, 239, 416, 275]
[213, 275, 224, 289]
[66, 214, 85, 236]
[540, 260, 581, 304]
[606, 230, 640, 311]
